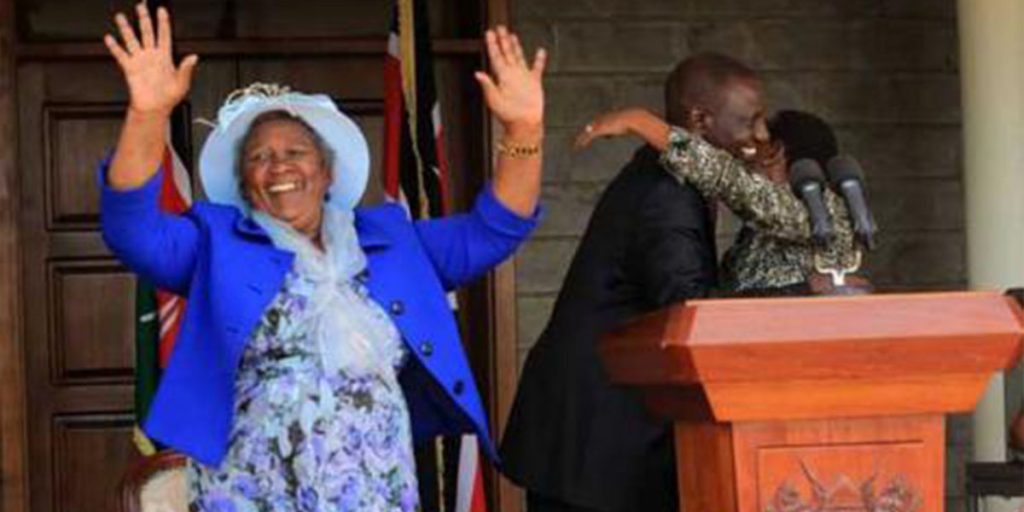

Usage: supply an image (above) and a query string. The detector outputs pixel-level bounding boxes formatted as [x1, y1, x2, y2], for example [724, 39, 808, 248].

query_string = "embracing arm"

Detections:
[576, 108, 812, 241]
[661, 131, 860, 272]
[660, 126, 812, 241]
[577, 108, 862, 273]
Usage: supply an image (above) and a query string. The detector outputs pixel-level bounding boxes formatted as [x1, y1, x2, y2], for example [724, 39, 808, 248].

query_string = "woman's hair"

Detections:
[768, 110, 838, 168]
[235, 110, 336, 201]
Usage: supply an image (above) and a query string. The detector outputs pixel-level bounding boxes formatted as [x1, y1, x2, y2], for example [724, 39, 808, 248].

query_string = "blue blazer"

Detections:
[99, 165, 538, 467]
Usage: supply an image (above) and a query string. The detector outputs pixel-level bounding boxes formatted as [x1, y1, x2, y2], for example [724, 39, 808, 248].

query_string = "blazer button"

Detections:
[453, 380, 465, 395]
[356, 269, 370, 283]
[389, 300, 405, 316]
[419, 342, 434, 357]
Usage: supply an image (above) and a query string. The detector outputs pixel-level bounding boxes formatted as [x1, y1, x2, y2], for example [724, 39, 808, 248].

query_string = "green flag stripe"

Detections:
[134, 279, 160, 427]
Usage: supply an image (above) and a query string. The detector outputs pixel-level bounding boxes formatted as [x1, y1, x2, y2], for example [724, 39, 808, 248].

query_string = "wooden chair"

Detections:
[119, 451, 188, 512]
[965, 461, 1024, 512]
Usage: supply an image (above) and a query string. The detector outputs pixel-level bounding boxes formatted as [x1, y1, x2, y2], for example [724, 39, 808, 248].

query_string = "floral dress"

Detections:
[187, 269, 420, 512]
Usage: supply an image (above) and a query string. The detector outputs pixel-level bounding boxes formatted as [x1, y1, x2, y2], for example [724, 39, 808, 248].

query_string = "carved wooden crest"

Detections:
[765, 460, 922, 512]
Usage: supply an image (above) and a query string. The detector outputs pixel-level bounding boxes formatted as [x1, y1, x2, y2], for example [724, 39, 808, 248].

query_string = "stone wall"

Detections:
[510, 0, 970, 509]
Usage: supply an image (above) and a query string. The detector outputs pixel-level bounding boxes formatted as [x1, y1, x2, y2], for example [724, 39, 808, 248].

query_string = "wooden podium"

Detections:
[600, 292, 1024, 512]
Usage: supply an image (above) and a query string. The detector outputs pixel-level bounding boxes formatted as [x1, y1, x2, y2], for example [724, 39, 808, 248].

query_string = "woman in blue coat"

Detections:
[100, 4, 546, 509]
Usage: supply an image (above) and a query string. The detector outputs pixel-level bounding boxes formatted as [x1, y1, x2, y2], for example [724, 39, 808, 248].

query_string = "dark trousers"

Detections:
[526, 492, 602, 512]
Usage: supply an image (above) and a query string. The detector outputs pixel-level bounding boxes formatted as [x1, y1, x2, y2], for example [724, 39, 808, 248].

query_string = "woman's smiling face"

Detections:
[241, 116, 332, 238]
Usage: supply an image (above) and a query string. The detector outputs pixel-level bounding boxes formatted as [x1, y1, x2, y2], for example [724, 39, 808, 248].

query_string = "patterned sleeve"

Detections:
[660, 126, 860, 269]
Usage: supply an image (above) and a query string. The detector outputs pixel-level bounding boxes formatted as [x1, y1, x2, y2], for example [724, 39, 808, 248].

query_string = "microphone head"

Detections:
[788, 158, 827, 190]
[826, 155, 865, 187]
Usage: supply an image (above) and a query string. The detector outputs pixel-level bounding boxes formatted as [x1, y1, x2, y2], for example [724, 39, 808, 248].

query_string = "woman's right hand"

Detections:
[103, 3, 197, 117]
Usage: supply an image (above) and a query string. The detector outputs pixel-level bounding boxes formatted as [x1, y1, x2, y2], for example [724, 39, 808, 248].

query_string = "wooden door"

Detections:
[8, 1, 521, 511]
[15, 55, 235, 512]
[18, 60, 140, 512]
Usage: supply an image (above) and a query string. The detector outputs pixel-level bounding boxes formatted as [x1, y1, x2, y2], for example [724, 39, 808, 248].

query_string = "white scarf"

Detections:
[252, 206, 402, 376]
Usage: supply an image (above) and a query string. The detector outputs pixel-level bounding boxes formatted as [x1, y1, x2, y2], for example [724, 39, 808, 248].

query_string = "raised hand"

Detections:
[475, 26, 546, 135]
[103, 3, 197, 116]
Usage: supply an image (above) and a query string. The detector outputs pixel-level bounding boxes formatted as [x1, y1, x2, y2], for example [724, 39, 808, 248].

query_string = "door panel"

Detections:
[50, 260, 136, 385]
[43, 104, 123, 230]
[51, 414, 138, 512]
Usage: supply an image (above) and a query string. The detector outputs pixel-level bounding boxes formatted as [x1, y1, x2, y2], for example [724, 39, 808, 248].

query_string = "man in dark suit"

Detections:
[500, 53, 772, 512]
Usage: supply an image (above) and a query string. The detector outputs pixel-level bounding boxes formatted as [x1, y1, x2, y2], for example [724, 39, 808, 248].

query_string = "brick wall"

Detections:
[510, 0, 970, 509]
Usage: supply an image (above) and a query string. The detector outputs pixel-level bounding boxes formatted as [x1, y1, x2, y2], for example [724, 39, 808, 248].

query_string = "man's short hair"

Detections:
[664, 53, 758, 124]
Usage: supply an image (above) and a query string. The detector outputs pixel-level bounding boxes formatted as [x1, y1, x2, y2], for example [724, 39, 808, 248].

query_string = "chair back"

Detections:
[119, 451, 188, 512]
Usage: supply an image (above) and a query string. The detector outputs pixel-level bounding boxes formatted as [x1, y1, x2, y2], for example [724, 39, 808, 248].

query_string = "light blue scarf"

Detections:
[251, 206, 402, 376]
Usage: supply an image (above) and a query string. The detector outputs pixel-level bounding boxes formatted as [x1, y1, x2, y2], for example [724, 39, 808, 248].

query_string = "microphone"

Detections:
[826, 155, 877, 250]
[788, 158, 833, 248]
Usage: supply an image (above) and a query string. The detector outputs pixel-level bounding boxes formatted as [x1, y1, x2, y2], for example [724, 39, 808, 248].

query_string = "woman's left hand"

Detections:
[475, 26, 546, 135]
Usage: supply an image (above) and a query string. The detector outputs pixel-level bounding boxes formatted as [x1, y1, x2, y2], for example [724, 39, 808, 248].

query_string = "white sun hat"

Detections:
[198, 83, 370, 211]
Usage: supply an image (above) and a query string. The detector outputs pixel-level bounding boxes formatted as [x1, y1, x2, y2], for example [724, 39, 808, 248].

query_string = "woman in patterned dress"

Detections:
[99, 3, 547, 510]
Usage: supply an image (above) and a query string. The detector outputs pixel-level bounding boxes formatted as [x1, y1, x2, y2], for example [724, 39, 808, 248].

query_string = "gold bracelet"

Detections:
[497, 139, 542, 159]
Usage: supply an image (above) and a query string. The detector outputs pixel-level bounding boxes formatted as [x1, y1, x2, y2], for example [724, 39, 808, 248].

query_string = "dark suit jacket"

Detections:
[500, 147, 719, 512]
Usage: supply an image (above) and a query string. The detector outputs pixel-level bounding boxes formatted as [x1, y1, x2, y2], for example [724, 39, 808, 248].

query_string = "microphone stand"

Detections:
[813, 249, 870, 295]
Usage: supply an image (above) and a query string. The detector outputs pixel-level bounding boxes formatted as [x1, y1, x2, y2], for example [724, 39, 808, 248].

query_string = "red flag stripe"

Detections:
[383, 33, 404, 204]
[455, 434, 487, 512]
[155, 128, 192, 368]
[431, 103, 450, 212]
